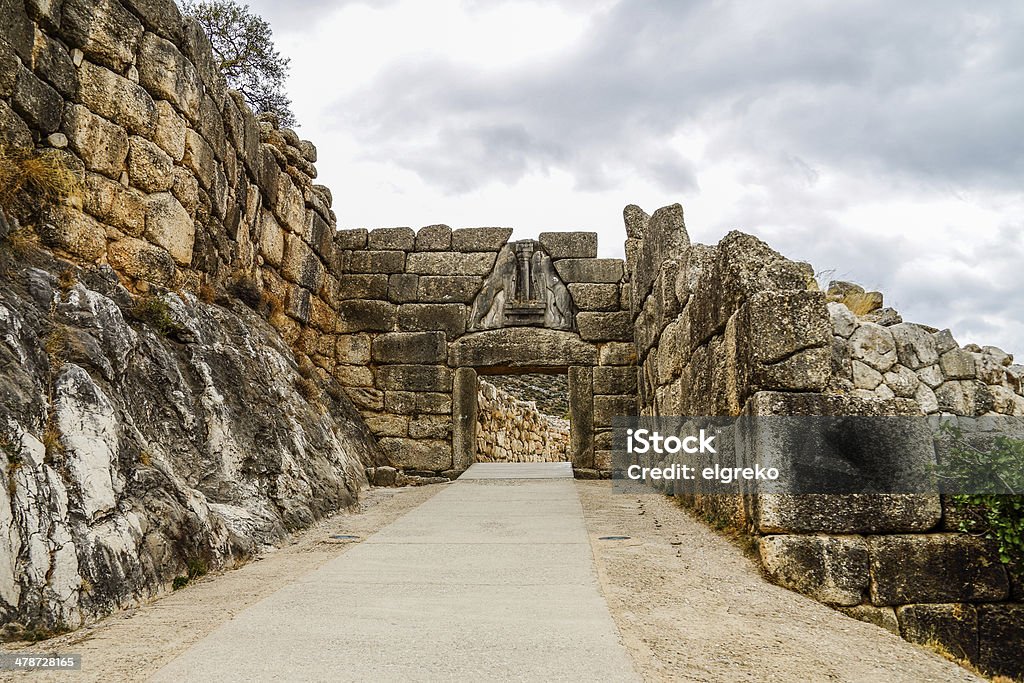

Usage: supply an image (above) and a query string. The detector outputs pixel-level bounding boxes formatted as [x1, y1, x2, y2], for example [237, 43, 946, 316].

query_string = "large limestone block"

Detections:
[337, 300, 397, 333]
[398, 303, 467, 338]
[63, 104, 128, 177]
[107, 236, 176, 285]
[152, 100, 186, 161]
[451, 227, 512, 252]
[367, 227, 415, 251]
[593, 366, 638, 395]
[538, 231, 598, 259]
[282, 235, 324, 290]
[143, 192, 194, 265]
[939, 348, 977, 380]
[740, 290, 831, 365]
[348, 250, 407, 274]
[758, 534, 868, 606]
[568, 283, 620, 312]
[977, 605, 1024, 680]
[127, 136, 173, 192]
[849, 322, 898, 372]
[137, 32, 202, 121]
[119, 0, 184, 41]
[869, 535, 1009, 605]
[406, 251, 497, 276]
[577, 311, 633, 342]
[60, 0, 143, 71]
[376, 365, 452, 392]
[417, 276, 482, 304]
[593, 394, 637, 427]
[448, 328, 598, 369]
[0, 100, 33, 149]
[337, 274, 388, 300]
[377, 438, 452, 471]
[896, 604, 978, 663]
[554, 258, 624, 284]
[889, 323, 940, 370]
[415, 224, 451, 251]
[371, 331, 446, 364]
[39, 205, 107, 260]
[84, 172, 145, 236]
[599, 342, 637, 367]
[828, 302, 857, 338]
[12, 67, 63, 133]
[78, 60, 156, 136]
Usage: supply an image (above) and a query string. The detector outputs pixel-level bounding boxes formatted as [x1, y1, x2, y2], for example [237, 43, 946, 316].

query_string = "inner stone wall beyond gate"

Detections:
[476, 379, 569, 463]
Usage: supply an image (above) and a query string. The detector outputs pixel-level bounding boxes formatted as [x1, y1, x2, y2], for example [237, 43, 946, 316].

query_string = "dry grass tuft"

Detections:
[840, 291, 882, 316]
[0, 146, 83, 214]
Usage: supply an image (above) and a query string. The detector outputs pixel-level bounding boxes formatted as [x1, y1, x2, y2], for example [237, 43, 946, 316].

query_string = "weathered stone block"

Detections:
[538, 231, 598, 259]
[740, 290, 831, 365]
[336, 228, 367, 249]
[338, 274, 388, 300]
[554, 258, 624, 283]
[449, 328, 598, 369]
[367, 227, 415, 251]
[398, 303, 467, 338]
[335, 335, 371, 365]
[371, 332, 446, 364]
[406, 251, 497, 276]
[0, 0, 35, 63]
[337, 300, 397, 333]
[143, 192, 194, 265]
[258, 211, 285, 267]
[345, 387, 384, 411]
[364, 414, 409, 438]
[977, 604, 1024, 680]
[63, 104, 128, 177]
[84, 172, 145, 236]
[39, 205, 106, 260]
[593, 366, 637, 395]
[838, 605, 900, 635]
[417, 276, 481, 303]
[107, 237, 175, 286]
[869, 535, 1009, 605]
[387, 273, 418, 303]
[417, 392, 452, 414]
[119, 0, 184, 42]
[415, 224, 451, 251]
[78, 60, 156, 136]
[599, 342, 637, 366]
[568, 366, 594, 468]
[60, 0, 143, 71]
[451, 227, 512, 252]
[12, 67, 62, 133]
[282, 234, 323, 290]
[593, 394, 637, 428]
[127, 136, 173, 192]
[137, 32, 202, 121]
[759, 534, 868, 606]
[935, 380, 993, 416]
[378, 437, 453, 471]
[0, 100, 32, 150]
[849, 323, 898, 373]
[348, 250, 406, 274]
[409, 415, 452, 440]
[568, 283, 620, 311]
[333, 364, 374, 387]
[182, 128, 216, 190]
[889, 323, 940, 370]
[577, 312, 633, 342]
[152, 100, 186, 161]
[451, 367, 477, 471]
[939, 348, 977, 380]
[285, 285, 311, 324]
[384, 391, 417, 415]
[377, 365, 453, 392]
[897, 604, 978, 662]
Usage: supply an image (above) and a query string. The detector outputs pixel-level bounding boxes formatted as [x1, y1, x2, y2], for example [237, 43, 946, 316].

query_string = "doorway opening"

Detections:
[474, 372, 570, 463]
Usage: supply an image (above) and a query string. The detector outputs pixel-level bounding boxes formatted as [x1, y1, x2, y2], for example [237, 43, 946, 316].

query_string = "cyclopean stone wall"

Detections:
[624, 202, 1023, 679]
[476, 379, 569, 463]
[329, 227, 635, 477]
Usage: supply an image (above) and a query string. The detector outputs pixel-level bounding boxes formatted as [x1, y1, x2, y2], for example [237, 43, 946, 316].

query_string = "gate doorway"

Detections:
[475, 372, 570, 463]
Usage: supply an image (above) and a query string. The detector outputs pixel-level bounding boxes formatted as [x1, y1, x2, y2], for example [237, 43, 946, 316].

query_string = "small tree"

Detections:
[181, 0, 296, 127]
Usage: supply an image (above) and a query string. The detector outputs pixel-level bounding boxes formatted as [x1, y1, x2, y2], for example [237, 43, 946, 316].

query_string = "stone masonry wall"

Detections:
[625, 202, 1023, 679]
[330, 227, 635, 476]
[476, 379, 569, 463]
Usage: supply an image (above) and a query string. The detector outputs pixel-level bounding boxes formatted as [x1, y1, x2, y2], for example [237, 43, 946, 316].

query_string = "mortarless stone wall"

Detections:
[476, 379, 569, 463]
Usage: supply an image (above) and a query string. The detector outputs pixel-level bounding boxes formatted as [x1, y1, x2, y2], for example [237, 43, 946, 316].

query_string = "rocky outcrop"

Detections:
[0, 234, 380, 632]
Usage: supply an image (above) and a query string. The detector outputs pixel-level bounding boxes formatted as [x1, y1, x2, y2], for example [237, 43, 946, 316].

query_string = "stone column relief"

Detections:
[469, 240, 576, 331]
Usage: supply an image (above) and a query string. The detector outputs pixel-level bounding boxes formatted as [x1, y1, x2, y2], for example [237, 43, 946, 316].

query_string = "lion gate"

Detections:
[331, 226, 637, 477]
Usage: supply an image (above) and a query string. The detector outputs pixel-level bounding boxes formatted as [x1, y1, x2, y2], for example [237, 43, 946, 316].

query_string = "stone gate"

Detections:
[332, 227, 637, 476]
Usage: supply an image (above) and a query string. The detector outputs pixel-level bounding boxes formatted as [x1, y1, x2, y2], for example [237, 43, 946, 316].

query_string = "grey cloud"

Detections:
[331, 0, 1023, 193]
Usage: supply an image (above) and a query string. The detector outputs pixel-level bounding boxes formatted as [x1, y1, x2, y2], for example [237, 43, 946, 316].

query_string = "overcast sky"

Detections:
[247, 0, 1024, 354]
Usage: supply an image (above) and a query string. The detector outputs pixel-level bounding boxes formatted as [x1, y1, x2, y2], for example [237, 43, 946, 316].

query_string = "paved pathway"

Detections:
[153, 463, 639, 682]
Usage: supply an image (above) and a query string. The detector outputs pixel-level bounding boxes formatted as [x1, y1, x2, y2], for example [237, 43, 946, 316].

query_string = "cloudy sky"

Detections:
[247, 0, 1024, 353]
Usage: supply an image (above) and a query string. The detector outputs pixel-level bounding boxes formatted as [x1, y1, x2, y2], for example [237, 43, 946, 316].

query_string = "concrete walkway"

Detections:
[153, 464, 639, 682]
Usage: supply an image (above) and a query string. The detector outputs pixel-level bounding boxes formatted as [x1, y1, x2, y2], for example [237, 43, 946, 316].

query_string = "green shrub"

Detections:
[132, 296, 176, 336]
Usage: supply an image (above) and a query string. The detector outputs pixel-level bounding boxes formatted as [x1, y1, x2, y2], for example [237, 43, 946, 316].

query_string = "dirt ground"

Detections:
[576, 480, 984, 683]
[0, 480, 992, 682]
[0, 485, 444, 682]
